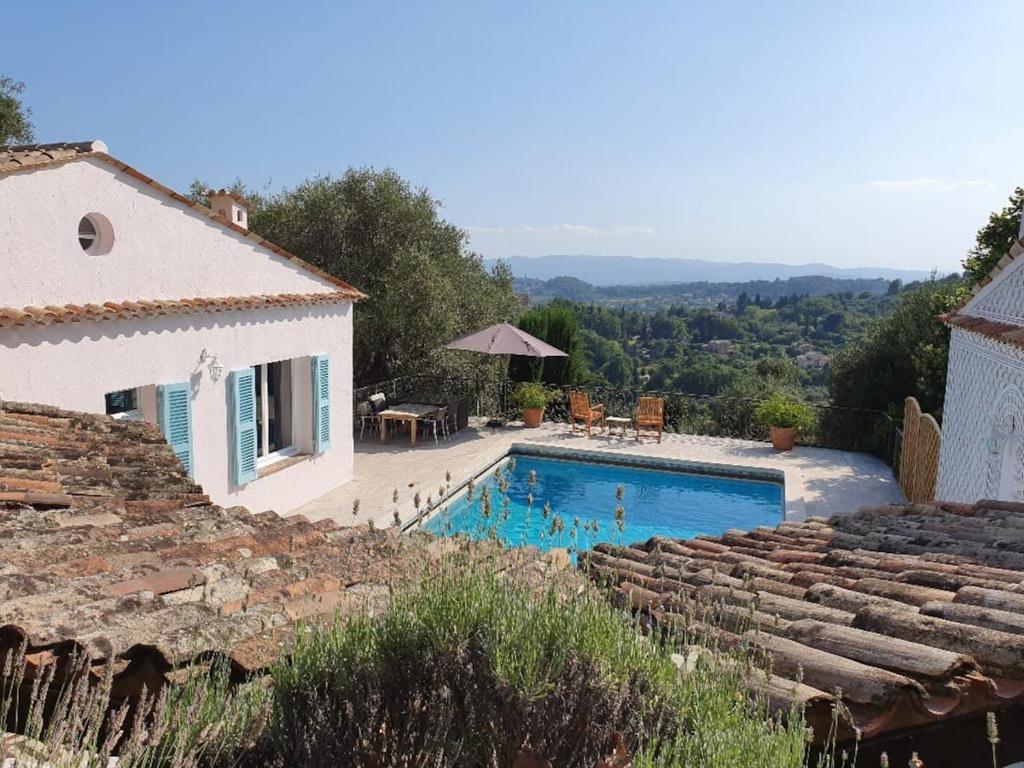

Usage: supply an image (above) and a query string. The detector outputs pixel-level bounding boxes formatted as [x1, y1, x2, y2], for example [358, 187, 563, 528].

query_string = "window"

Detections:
[105, 388, 140, 419]
[255, 359, 295, 466]
[77, 213, 114, 255]
[78, 217, 98, 251]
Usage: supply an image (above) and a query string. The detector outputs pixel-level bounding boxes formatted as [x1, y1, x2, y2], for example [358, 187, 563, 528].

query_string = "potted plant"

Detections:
[514, 382, 547, 428]
[754, 394, 814, 452]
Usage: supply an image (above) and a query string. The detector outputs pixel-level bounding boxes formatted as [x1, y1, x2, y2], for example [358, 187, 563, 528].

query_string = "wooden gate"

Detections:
[898, 397, 942, 503]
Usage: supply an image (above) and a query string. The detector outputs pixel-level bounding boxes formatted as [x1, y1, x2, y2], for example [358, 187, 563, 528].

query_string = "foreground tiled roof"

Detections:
[0, 141, 366, 301]
[0, 401, 424, 692]
[0, 291, 359, 330]
[587, 503, 1024, 743]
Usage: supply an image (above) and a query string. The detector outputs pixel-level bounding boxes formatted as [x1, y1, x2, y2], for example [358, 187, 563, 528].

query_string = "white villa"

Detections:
[0, 141, 363, 514]
[937, 212, 1024, 503]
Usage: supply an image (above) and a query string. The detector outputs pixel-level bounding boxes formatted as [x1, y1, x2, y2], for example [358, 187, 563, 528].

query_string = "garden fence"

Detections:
[897, 396, 941, 502]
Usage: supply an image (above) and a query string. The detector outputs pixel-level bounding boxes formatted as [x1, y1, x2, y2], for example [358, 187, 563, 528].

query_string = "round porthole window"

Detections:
[77, 213, 114, 255]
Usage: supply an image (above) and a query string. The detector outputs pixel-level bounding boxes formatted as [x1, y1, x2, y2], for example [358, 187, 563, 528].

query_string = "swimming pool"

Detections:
[423, 451, 783, 551]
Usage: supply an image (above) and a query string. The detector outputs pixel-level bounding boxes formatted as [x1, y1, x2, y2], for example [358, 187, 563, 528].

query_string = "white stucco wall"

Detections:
[936, 327, 1024, 503]
[0, 158, 338, 308]
[0, 304, 355, 515]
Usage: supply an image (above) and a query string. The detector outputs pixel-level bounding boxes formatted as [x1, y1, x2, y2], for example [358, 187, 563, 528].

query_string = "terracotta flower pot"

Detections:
[770, 426, 796, 452]
[522, 407, 545, 428]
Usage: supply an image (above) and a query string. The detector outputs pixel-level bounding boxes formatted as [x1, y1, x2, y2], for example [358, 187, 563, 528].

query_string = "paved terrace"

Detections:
[294, 420, 905, 527]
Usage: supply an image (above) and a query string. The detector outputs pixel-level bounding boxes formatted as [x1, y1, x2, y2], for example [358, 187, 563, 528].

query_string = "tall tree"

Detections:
[0, 76, 34, 144]
[192, 170, 518, 384]
[962, 187, 1024, 286]
[829, 276, 967, 415]
[508, 304, 585, 384]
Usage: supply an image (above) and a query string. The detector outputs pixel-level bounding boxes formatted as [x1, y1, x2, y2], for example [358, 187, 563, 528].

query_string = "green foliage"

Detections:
[268, 563, 805, 767]
[513, 381, 547, 409]
[601, 345, 634, 386]
[0, 647, 268, 767]
[755, 357, 798, 386]
[0, 76, 34, 144]
[687, 309, 743, 342]
[962, 187, 1024, 286]
[515, 274, 901, 309]
[829, 275, 967, 415]
[189, 170, 519, 384]
[509, 303, 585, 384]
[564, 288, 901, 402]
[754, 394, 815, 430]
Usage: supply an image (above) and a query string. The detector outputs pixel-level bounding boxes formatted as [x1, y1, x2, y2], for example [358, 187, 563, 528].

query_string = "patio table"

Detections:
[605, 415, 631, 438]
[378, 403, 439, 446]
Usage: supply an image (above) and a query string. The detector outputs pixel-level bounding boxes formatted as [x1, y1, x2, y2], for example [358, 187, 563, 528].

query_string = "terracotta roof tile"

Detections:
[940, 312, 1024, 347]
[0, 141, 106, 173]
[0, 400, 448, 697]
[586, 501, 1024, 743]
[0, 291, 358, 330]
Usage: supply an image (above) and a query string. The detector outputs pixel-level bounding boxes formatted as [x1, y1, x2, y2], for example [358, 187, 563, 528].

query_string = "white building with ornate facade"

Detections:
[936, 213, 1024, 503]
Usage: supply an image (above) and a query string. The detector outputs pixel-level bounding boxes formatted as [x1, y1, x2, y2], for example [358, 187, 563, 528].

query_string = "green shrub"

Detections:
[514, 381, 547, 409]
[754, 394, 815, 431]
[263, 563, 806, 767]
[0, 647, 268, 768]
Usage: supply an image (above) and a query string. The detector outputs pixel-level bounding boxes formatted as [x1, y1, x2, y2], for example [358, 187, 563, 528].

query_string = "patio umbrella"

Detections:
[443, 323, 568, 358]
[444, 323, 567, 425]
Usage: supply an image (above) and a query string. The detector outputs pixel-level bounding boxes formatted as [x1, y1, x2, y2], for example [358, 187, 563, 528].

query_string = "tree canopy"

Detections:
[962, 187, 1024, 286]
[830, 187, 1024, 416]
[509, 304, 585, 384]
[0, 76, 34, 144]
[192, 169, 518, 384]
[829, 275, 967, 415]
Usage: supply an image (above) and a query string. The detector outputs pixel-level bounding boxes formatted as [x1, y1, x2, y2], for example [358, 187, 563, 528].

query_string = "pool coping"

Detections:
[408, 442, 801, 532]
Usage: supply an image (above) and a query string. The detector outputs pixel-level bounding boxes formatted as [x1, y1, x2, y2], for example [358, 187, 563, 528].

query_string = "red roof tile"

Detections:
[941, 311, 1024, 348]
[0, 291, 358, 330]
[586, 502, 1024, 743]
[0, 400, 426, 682]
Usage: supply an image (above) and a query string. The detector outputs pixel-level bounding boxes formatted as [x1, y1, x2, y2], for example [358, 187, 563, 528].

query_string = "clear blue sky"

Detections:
[5, 1, 1022, 272]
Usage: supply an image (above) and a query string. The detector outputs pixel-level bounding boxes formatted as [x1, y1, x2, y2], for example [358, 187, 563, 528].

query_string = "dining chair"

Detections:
[418, 406, 449, 444]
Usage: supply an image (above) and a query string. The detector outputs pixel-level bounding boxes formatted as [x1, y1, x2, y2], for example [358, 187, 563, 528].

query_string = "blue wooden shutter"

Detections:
[157, 383, 193, 478]
[230, 368, 258, 484]
[312, 355, 331, 453]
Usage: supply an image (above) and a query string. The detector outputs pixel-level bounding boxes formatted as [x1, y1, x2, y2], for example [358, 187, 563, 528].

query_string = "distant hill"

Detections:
[513, 274, 907, 309]
[487, 254, 932, 286]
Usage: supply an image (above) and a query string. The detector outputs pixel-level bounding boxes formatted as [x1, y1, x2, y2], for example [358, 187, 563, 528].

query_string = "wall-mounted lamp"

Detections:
[199, 349, 224, 382]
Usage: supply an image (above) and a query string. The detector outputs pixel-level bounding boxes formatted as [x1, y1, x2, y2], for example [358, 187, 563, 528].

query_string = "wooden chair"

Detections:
[636, 397, 664, 443]
[569, 391, 605, 436]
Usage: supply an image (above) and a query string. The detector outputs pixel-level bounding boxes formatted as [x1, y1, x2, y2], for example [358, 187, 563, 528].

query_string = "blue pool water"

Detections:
[423, 454, 783, 551]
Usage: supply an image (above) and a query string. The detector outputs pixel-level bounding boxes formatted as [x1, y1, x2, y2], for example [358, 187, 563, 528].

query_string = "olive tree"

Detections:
[191, 170, 518, 384]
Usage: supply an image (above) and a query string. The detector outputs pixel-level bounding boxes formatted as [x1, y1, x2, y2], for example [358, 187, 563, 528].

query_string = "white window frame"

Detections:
[255, 360, 298, 470]
[111, 409, 144, 422]
[105, 387, 143, 421]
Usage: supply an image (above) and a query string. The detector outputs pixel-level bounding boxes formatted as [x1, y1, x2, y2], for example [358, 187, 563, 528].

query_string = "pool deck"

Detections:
[293, 420, 906, 529]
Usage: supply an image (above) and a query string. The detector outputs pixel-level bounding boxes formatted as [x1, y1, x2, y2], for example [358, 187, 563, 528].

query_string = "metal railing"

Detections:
[354, 375, 900, 465]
